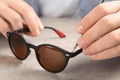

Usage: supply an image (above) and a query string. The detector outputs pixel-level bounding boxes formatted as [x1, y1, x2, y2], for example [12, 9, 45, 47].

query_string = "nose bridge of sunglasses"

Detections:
[27, 43, 37, 50]
[25, 43, 39, 55]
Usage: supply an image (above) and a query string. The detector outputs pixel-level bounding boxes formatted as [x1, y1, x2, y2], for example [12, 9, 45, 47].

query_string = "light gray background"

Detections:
[0, 18, 120, 80]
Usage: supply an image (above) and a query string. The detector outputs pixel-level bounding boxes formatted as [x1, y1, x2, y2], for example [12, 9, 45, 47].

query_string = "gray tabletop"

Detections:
[0, 18, 120, 80]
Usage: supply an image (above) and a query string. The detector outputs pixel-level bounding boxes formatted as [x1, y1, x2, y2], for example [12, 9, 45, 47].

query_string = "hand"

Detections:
[0, 0, 43, 37]
[77, 1, 120, 60]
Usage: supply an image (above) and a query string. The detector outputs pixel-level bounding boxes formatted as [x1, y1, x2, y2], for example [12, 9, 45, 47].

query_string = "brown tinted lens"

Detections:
[38, 46, 67, 72]
[10, 34, 27, 59]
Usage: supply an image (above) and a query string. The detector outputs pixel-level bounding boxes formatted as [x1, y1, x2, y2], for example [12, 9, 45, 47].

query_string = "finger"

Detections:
[79, 11, 120, 48]
[7, 0, 44, 36]
[77, 1, 120, 34]
[0, 17, 11, 38]
[90, 45, 120, 60]
[0, 4, 23, 31]
[83, 28, 120, 55]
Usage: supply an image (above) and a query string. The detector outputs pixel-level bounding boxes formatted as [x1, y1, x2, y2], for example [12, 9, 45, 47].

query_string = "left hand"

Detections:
[77, 1, 120, 60]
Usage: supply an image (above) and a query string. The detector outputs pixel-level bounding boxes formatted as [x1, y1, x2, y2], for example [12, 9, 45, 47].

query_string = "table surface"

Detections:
[0, 18, 120, 80]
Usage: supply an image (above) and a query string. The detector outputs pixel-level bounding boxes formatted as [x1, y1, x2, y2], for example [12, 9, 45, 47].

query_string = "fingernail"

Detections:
[83, 48, 89, 55]
[77, 26, 83, 34]
[35, 29, 40, 36]
[83, 48, 94, 56]
[38, 21, 44, 30]
[79, 39, 85, 48]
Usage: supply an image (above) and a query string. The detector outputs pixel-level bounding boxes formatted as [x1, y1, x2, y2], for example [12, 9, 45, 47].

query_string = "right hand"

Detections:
[0, 0, 44, 37]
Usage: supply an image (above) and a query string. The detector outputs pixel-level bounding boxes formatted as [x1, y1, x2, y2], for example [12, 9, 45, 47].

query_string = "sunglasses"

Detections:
[7, 26, 82, 73]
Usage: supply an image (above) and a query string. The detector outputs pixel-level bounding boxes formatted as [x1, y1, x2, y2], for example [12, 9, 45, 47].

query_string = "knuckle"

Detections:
[11, 15, 23, 29]
[96, 4, 109, 15]
[22, 6, 34, 14]
[101, 16, 114, 29]
[12, 15, 21, 23]
[108, 32, 120, 43]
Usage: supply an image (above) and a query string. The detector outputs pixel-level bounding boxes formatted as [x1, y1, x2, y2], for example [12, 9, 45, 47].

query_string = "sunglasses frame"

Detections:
[7, 27, 82, 73]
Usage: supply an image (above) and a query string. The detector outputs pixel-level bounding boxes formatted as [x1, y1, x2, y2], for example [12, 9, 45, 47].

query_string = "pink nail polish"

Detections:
[77, 26, 83, 34]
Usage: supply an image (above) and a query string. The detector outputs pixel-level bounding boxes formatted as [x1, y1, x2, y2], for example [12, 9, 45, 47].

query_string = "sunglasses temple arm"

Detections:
[70, 49, 82, 58]
[44, 27, 66, 38]
[15, 26, 66, 38]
